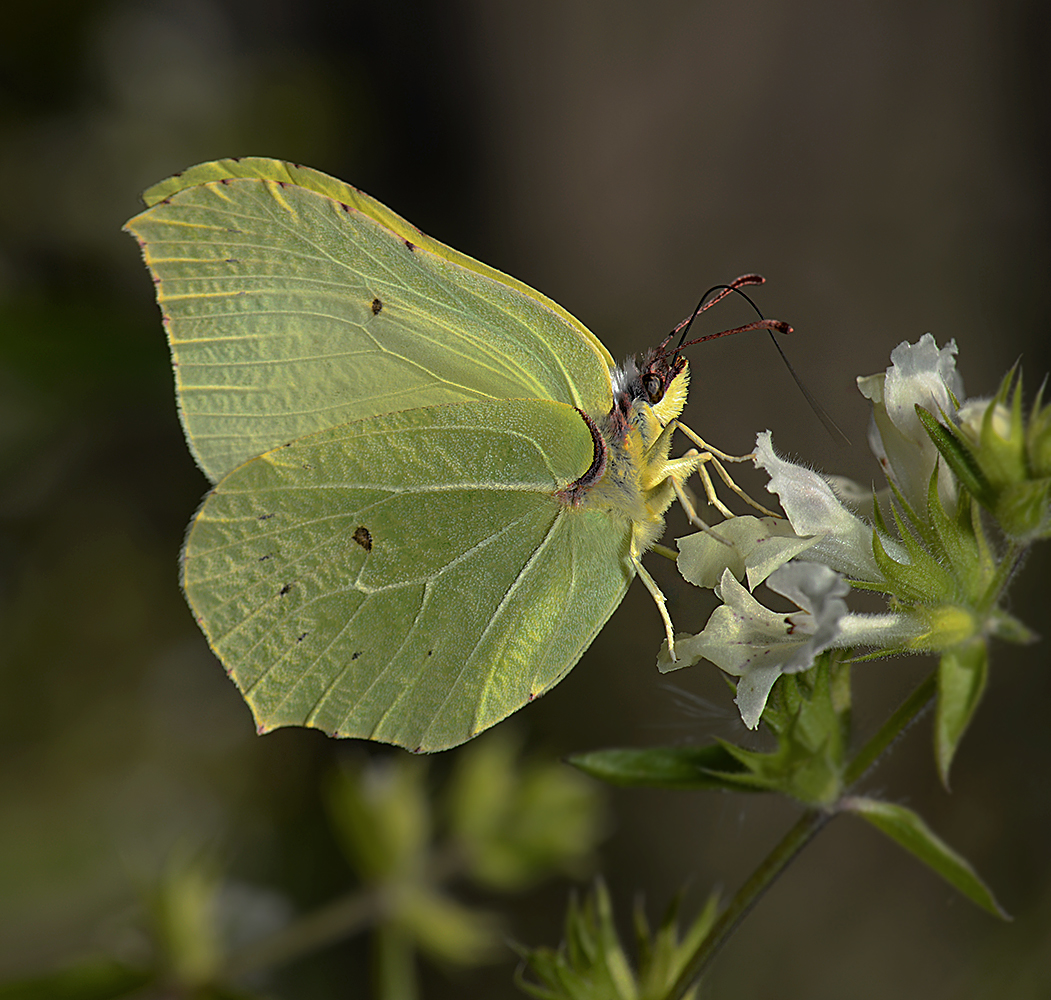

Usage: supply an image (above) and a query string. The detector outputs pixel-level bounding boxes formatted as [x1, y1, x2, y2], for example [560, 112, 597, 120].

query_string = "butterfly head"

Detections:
[610, 339, 690, 445]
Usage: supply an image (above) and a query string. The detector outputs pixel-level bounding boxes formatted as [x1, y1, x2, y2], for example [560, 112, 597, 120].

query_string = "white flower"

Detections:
[957, 396, 1011, 442]
[659, 563, 925, 728]
[753, 432, 890, 581]
[857, 334, 963, 514]
[675, 515, 820, 591]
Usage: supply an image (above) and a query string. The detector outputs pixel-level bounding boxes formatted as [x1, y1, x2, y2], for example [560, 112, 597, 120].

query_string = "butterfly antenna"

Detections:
[764, 324, 851, 445]
[672, 274, 850, 446]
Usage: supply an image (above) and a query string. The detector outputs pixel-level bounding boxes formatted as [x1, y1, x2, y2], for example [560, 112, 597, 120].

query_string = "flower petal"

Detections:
[676, 516, 819, 591]
[754, 432, 882, 581]
[858, 334, 963, 512]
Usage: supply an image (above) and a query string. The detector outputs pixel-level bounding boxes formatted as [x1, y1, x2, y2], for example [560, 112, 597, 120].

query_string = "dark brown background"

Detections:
[2, 2, 1049, 996]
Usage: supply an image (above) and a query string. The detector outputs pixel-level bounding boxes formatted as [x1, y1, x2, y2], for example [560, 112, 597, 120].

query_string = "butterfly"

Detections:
[125, 158, 786, 752]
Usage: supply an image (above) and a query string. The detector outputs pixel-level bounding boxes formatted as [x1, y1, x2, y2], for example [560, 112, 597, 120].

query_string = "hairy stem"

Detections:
[843, 669, 936, 786]
[667, 808, 831, 1000]
[669, 667, 939, 998]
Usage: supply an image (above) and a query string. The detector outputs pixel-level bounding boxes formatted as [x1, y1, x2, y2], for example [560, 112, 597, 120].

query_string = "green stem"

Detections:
[220, 844, 465, 982]
[668, 667, 940, 999]
[221, 886, 381, 979]
[667, 808, 830, 1000]
[843, 669, 937, 786]
[375, 922, 418, 1000]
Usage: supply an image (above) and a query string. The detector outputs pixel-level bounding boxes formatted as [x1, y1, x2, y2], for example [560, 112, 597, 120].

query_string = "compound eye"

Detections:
[643, 372, 663, 402]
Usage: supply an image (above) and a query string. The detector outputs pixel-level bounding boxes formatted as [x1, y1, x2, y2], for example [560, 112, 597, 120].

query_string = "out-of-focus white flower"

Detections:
[857, 334, 963, 514]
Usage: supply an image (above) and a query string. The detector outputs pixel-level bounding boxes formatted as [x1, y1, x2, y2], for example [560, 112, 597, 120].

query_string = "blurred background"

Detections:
[2, 1, 1050, 997]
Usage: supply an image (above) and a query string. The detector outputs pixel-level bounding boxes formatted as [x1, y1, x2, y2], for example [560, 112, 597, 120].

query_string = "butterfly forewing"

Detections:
[126, 166, 614, 483]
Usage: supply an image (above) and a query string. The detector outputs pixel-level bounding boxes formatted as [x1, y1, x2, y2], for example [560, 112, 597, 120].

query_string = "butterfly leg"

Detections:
[630, 531, 679, 661]
[675, 422, 781, 518]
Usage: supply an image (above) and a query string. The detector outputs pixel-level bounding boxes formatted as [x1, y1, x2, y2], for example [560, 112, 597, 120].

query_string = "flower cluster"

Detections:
[663, 335, 1044, 771]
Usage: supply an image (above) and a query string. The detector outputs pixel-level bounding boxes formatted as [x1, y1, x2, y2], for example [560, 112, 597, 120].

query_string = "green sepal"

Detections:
[567, 744, 757, 793]
[986, 608, 1039, 645]
[871, 495, 955, 603]
[1025, 378, 1051, 477]
[919, 380, 1051, 537]
[926, 471, 986, 603]
[992, 478, 1051, 539]
[978, 367, 1027, 486]
[885, 474, 937, 549]
[0, 962, 153, 1000]
[843, 797, 1009, 919]
[515, 880, 716, 1000]
[719, 656, 850, 806]
[514, 880, 639, 1000]
[633, 892, 718, 1000]
[935, 639, 989, 788]
[915, 405, 994, 506]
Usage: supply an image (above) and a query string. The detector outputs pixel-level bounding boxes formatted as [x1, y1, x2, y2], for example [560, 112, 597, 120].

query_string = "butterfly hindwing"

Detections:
[183, 398, 635, 751]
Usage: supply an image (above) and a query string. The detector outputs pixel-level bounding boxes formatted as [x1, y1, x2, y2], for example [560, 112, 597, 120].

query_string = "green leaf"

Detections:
[567, 745, 757, 792]
[844, 797, 1009, 919]
[935, 640, 989, 787]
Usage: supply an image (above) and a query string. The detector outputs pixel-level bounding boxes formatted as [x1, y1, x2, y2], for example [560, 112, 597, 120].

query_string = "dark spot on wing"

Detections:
[371, 297, 383, 315]
[279, 583, 292, 596]
[352, 526, 373, 551]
